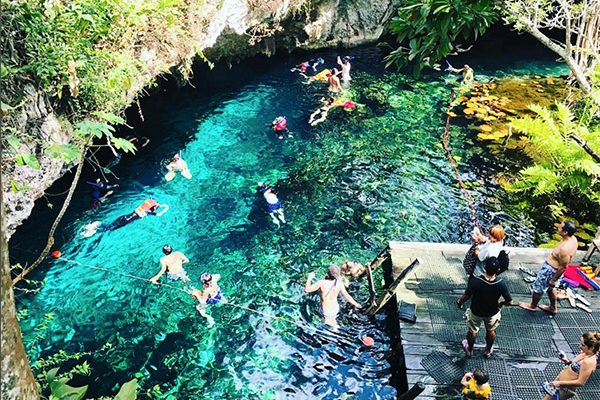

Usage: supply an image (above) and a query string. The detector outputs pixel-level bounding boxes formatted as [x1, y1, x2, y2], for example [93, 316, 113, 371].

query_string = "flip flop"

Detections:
[523, 276, 536, 283]
[519, 302, 537, 312]
[462, 339, 473, 357]
[483, 347, 494, 359]
[538, 304, 558, 315]
[519, 267, 537, 277]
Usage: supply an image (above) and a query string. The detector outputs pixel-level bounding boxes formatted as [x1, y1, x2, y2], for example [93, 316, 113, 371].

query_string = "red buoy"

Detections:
[51, 250, 61, 259]
[362, 336, 375, 347]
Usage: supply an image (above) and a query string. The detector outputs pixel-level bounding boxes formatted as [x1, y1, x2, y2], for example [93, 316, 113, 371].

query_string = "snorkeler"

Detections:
[301, 68, 331, 84]
[150, 245, 190, 284]
[271, 116, 292, 140]
[257, 182, 286, 227]
[304, 265, 362, 328]
[337, 56, 352, 83]
[446, 62, 474, 84]
[327, 69, 343, 93]
[81, 198, 169, 237]
[290, 58, 324, 73]
[165, 152, 192, 181]
[85, 178, 118, 208]
[190, 273, 223, 328]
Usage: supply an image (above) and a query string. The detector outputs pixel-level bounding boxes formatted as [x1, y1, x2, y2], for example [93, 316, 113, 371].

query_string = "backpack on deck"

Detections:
[497, 249, 510, 275]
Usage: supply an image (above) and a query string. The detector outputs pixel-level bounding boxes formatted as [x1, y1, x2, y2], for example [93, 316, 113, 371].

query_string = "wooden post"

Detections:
[583, 227, 600, 264]
[366, 258, 421, 316]
[366, 263, 377, 306]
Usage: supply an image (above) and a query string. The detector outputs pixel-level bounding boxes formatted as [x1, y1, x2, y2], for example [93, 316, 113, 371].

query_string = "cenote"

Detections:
[10, 32, 572, 399]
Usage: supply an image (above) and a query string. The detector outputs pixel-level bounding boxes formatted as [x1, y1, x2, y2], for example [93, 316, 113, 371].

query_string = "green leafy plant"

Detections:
[507, 103, 600, 206]
[386, 0, 498, 75]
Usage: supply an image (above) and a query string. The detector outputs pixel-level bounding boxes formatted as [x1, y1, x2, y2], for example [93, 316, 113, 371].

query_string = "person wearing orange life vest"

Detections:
[271, 116, 292, 140]
[82, 198, 169, 237]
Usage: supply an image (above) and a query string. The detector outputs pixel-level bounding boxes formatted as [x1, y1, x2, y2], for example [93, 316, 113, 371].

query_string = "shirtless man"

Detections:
[447, 64, 474, 84]
[520, 221, 578, 314]
[165, 153, 192, 181]
[150, 245, 190, 284]
[304, 265, 362, 327]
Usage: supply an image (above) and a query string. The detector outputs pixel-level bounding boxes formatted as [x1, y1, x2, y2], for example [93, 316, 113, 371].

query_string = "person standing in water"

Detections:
[337, 56, 352, 83]
[257, 182, 286, 227]
[150, 245, 190, 284]
[165, 153, 192, 181]
[327, 69, 342, 93]
[190, 273, 223, 328]
[304, 265, 362, 327]
[519, 220, 578, 315]
[447, 63, 474, 84]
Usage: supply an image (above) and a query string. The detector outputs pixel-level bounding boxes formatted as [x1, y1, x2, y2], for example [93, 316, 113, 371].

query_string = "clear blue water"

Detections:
[12, 36, 569, 399]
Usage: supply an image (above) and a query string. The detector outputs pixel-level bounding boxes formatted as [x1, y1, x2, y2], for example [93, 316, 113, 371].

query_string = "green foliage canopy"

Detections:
[385, 0, 498, 75]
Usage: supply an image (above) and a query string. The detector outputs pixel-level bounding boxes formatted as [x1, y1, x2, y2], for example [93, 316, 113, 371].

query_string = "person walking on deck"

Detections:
[304, 265, 362, 328]
[457, 257, 512, 358]
[519, 221, 578, 315]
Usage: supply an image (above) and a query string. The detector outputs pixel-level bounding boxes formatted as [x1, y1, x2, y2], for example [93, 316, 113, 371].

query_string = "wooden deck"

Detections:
[388, 241, 600, 400]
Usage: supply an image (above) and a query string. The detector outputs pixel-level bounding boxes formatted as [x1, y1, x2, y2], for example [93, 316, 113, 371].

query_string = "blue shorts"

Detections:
[530, 262, 557, 294]
[267, 201, 283, 213]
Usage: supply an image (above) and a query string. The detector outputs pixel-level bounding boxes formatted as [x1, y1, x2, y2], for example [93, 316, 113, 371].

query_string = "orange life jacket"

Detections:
[135, 199, 158, 216]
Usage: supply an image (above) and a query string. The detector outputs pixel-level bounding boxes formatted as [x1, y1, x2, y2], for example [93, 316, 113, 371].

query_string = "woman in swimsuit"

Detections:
[304, 265, 362, 327]
[543, 331, 599, 399]
[308, 97, 335, 126]
[191, 273, 223, 328]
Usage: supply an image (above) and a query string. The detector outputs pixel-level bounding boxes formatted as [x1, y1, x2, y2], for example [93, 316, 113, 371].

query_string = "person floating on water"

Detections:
[337, 56, 352, 83]
[301, 68, 331, 84]
[86, 178, 118, 208]
[165, 152, 192, 181]
[446, 62, 474, 84]
[150, 244, 190, 284]
[190, 273, 223, 328]
[304, 265, 362, 328]
[82, 198, 169, 237]
[327, 69, 343, 93]
[271, 116, 292, 140]
[290, 57, 324, 73]
[309, 97, 357, 126]
[257, 182, 286, 227]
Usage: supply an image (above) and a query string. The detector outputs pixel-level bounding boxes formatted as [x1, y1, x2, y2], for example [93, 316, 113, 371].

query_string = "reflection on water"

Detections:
[12, 39, 567, 399]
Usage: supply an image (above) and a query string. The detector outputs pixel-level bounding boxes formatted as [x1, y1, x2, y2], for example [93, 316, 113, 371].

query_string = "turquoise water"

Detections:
[13, 40, 568, 399]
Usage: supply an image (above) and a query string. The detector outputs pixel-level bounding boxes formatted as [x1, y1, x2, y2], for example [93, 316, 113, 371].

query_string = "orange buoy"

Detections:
[362, 336, 375, 347]
[51, 250, 61, 259]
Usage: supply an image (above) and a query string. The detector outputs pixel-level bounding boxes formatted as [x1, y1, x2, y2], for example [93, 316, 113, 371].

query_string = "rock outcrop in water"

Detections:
[3, 0, 400, 238]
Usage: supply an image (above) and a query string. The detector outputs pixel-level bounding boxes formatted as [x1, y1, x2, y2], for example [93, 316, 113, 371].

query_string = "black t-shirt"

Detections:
[465, 276, 512, 318]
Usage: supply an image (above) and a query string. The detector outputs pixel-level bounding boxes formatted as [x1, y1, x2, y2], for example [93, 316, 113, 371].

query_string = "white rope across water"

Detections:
[54, 256, 367, 342]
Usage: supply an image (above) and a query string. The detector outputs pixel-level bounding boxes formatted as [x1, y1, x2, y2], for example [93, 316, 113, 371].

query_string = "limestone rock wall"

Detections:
[3, 0, 401, 238]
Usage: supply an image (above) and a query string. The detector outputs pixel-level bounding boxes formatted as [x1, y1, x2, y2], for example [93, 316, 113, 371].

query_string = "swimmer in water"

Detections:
[190, 273, 223, 328]
[304, 265, 362, 328]
[150, 245, 190, 284]
[308, 97, 335, 126]
[85, 178, 118, 208]
[257, 182, 286, 227]
[301, 68, 331, 84]
[165, 153, 192, 181]
[82, 198, 168, 237]
[446, 63, 474, 84]
[341, 260, 367, 279]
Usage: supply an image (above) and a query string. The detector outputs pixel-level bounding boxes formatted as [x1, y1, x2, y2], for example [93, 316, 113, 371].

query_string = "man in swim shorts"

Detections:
[150, 244, 190, 284]
[190, 273, 223, 328]
[165, 153, 192, 181]
[257, 182, 286, 227]
[520, 221, 578, 314]
[304, 265, 362, 327]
